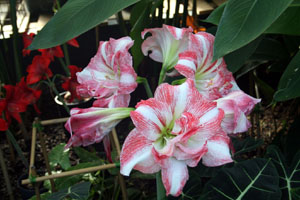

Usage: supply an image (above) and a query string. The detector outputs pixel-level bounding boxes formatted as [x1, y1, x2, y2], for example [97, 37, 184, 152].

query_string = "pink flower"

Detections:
[174, 32, 260, 134]
[142, 25, 193, 72]
[76, 37, 137, 108]
[216, 91, 261, 134]
[120, 79, 232, 196]
[65, 107, 133, 149]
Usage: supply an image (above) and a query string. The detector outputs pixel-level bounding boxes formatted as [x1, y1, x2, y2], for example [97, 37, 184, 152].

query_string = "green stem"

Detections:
[156, 172, 166, 200]
[9, 0, 22, 81]
[137, 76, 153, 98]
[158, 66, 166, 85]
[62, 44, 71, 68]
[6, 129, 29, 169]
[58, 57, 70, 76]
[46, 75, 70, 114]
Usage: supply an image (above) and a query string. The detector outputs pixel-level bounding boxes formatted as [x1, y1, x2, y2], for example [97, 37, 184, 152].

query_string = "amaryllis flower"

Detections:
[0, 77, 42, 128]
[216, 91, 261, 134]
[67, 38, 79, 48]
[142, 25, 193, 72]
[120, 79, 232, 196]
[175, 32, 235, 100]
[22, 32, 35, 57]
[16, 77, 42, 113]
[76, 37, 137, 108]
[26, 55, 52, 85]
[38, 46, 64, 61]
[64, 107, 134, 149]
[174, 32, 260, 134]
[62, 65, 82, 103]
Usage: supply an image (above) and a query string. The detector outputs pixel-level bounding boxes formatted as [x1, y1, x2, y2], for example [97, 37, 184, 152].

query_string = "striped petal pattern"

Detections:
[65, 107, 133, 149]
[76, 37, 137, 108]
[120, 79, 232, 196]
[142, 25, 193, 71]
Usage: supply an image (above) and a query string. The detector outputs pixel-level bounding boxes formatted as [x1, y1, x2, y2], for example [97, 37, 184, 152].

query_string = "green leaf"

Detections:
[49, 143, 71, 170]
[30, 0, 140, 49]
[130, 0, 152, 70]
[291, 187, 300, 200]
[74, 147, 100, 163]
[291, 0, 300, 6]
[250, 37, 289, 61]
[203, 2, 226, 25]
[213, 0, 293, 60]
[274, 50, 300, 101]
[266, 146, 300, 200]
[48, 182, 91, 200]
[200, 158, 281, 200]
[232, 137, 264, 158]
[54, 161, 103, 190]
[266, 7, 300, 36]
[224, 36, 262, 73]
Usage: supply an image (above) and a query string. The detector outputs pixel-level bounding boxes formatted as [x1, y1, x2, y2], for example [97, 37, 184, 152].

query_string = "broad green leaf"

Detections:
[48, 182, 91, 200]
[274, 50, 300, 101]
[291, 187, 300, 200]
[266, 7, 300, 36]
[191, 162, 222, 178]
[213, 0, 293, 60]
[74, 147, 100, 163]
[200, 158, 281, 200]
[266, 146, 300, 200]
[250, 38, 289, 61]
[224, 36, 262, 73]
[232, 137, 264, 158]
[203, 2, 226, 25]
[291, 0, 300, 6]
[29, 0, 140, 49]
[235, 61, 267, 80]
[49, 143, 71, 170]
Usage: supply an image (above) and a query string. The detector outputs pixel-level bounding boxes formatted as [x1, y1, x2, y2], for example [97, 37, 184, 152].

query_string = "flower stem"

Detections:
[46, 75, 70, 114]
[58, 57, 70, 76]
[62, 44, 71, 68]
[156, 172, 166, 200]
[6, 129, 29, 169]
[158, 67, 166, 85]
[0, 147, 14, 200]
[137, 76, 153, 98]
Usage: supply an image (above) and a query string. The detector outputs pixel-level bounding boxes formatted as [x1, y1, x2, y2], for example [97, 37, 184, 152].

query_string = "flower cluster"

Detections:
[64, 25, 260, 197]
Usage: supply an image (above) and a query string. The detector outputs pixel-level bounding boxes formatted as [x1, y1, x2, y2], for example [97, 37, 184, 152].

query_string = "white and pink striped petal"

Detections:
[65, 107, 133, 149]
[76, 37, 137, 108]
[120, 129, 160, 175]
[142, 25, 193, 71]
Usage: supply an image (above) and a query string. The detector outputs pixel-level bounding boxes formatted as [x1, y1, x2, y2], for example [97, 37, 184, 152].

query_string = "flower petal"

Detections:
[161, 158, 189, 197]
[120, 129, 160, 175]
[202, 134, 233, 167]
[131, 98, 173, 141]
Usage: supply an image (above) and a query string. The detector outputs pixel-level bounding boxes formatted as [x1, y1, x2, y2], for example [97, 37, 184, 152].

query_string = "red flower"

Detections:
[38, 46, 64, 61]
[22, 32, 35, 57]
[67, 38, 79, 48]
[16, 77, 42, 114]
[62, 65, 82, 102]
[0, 77, 42, 130]
[26, 55, 52, 85]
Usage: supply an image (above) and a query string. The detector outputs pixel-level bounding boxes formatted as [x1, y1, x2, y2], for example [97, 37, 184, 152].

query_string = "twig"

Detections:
[22, 163, 117, 185]
[40, 117, 68, 126]
[111, 128, 128, 200]
[29, 120, 38, 176]
[0, 147, 14, 200]
[38, 124, 56, 192]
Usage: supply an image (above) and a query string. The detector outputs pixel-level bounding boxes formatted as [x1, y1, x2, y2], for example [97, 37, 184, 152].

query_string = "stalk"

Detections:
[0, 147, 14, 200]
[137, 76, 153, 98]
[156, 172, 166, 200]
